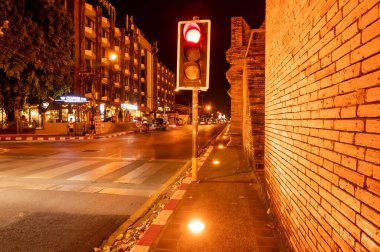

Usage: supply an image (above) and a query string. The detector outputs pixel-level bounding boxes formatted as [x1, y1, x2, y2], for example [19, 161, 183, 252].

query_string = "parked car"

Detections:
[152, 118, 167, 131]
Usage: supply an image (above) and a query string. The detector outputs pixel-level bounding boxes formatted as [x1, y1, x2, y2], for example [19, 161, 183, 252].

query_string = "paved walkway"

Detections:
[130, 132, 281, 251]
[0, 131, 134, 141]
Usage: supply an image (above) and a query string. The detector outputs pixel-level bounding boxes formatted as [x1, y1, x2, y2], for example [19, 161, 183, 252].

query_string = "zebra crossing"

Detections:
[0, 157, 185, 196]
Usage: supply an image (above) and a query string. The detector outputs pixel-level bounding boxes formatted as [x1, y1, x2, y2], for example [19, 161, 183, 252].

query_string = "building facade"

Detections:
[60, 0, 175, 125]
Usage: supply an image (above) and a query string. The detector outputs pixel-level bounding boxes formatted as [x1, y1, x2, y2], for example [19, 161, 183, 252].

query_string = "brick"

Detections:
[332, 207, 361, 242]
[334, 119, 364, 132]
[334, 89, 365, 107]
[366, 119, 380, 133]
[361, 232, 380, 252]
[362, 18, 380, 43]
[342, 21, 359, 43]
[339, 178, 355, 195]
[357, 214, 380, 244]
[331, 62, 361, 85]
[336, 0, 379, 35]
[341, 155, 357, 170]
[334, 163, 365, 187]
[357, 104, 380, 117]
[358, 160, 378, 177]
[319, 129, 340, 141]
[367, 178, 380, 197]
[341, 106, 357, 118]
[332, 33, 361, 62]
[320, 108, 341, 118]
[361, 204, 380, 229]
[351, 36, 380, 63]
[320, 148, 342, 164]
[366, 149, 380, 165]
[355, 187, 380, 210]
[319, 166, 339, 186]
[358, 3, 380, 29]
[366, 86, 380, 103]
[362, 53, 380, 74]
[336, 54, 350, 71]
[338, 70, 380, 94]
[356, 133, 380, 149]
[334, 142, 365, 159]
[339, 132, 355, 144]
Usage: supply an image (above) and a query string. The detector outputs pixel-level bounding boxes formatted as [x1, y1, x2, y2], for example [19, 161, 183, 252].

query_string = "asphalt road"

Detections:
[0, 124, 224, 252]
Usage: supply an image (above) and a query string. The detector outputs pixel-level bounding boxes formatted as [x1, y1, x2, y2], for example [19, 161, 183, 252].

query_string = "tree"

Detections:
[0, 0, 74, 131]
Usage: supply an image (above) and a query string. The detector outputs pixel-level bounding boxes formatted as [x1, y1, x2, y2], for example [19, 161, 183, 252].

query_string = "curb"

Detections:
[0, 131, 134, 141]
[130, 145, 215, 252]
[102, 159, 192, 248]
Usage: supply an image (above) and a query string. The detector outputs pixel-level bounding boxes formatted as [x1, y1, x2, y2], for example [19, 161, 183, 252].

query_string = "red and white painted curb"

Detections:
[130, 146, 214, 252]
[0, 131, 133, 141]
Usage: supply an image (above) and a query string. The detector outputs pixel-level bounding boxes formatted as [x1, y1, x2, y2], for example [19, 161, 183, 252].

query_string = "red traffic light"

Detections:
[183, 22, 201, 43]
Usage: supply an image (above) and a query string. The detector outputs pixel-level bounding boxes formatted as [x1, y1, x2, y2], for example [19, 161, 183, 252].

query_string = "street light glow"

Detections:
[188, 219, 205, 234]
[109, 52, 117, 61]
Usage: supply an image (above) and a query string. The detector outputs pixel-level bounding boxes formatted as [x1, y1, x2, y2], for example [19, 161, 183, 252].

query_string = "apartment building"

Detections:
[58, 0, 175, 123]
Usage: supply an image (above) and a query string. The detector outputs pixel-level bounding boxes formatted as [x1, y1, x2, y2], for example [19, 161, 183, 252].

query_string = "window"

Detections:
[85, 17, 95, 29]
[85, 38, 94, 51]
[102, 29, 109, 38]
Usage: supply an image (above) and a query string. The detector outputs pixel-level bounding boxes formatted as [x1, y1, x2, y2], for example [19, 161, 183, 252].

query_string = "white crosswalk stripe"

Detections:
[0, 159, 66, 177]
[24, 160, 99, 179]
[115, 162, 165, 184]
[0, 157, 184, 196]
[67, 161, 131, 181]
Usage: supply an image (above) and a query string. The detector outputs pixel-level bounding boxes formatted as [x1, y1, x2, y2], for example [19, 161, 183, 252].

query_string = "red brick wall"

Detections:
[265, 0, 380, 251]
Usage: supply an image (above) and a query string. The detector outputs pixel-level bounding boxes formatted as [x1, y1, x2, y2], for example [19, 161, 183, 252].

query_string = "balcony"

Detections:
[141, 91, 145, 96]
[141, 63, 145, 70]
[85, 93, 92, 99]
[84, 26, 96, 39]
[134, 88, 138, 93]
[125, 36, 130, 45]
[133, 74, 138, 80]
[141, 49, 145, 56]
[114, 64, 121, 71]
[141, 77, 145, 83]
[84, 50, 96, 59]
[124, 86, 130, 91]
[114, 98, 120, 103]
[124, 69, 130, 76]
[133, 58, 138, 66]
[133, 42, 138, 51]
[114, 28, 121, 37]
[101, 96, 109, 101]
[101, 57, 109, 66]
[101, 77, 109, 84]
[125, 52, 130, 60]
[101, 17, 110, 28]
[85, 3, 96, 18]
[114, 82, 120, 88]
[101, 37, 110, 48]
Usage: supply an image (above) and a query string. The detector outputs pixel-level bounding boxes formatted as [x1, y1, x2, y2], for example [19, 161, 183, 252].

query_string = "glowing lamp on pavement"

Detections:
[188, 219, 205, 234]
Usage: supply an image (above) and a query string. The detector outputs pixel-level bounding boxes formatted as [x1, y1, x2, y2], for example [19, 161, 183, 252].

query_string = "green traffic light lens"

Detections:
[184, 62, 200, 80]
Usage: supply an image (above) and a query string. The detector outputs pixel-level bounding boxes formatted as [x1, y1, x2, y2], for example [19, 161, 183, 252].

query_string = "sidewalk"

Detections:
[0, 131, 134, 141]
[130, 133, 281, 251]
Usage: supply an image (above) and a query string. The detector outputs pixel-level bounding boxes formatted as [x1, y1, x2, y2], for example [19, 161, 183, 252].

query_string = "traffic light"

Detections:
[177, 19, 211, 91]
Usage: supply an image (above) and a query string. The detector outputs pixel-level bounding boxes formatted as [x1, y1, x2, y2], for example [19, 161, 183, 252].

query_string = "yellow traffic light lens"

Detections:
[185, 46, 200, 61]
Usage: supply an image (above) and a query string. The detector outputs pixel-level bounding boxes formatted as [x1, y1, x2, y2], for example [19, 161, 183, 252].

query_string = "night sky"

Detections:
[112, 0, 265, 116]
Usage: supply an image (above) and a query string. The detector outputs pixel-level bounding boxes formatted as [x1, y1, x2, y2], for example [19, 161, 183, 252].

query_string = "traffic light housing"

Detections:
[177, 19, 210, 91]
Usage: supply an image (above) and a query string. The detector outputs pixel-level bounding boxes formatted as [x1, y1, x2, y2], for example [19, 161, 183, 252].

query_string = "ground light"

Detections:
[218, 144, 224, 149]
[188, 219, 205, 234]
[212, 160, 220, 165]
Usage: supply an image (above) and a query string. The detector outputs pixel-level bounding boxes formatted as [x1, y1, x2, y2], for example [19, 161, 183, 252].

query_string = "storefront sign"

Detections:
[56, 96, 88, 103]
[121, 103, 137, 111]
